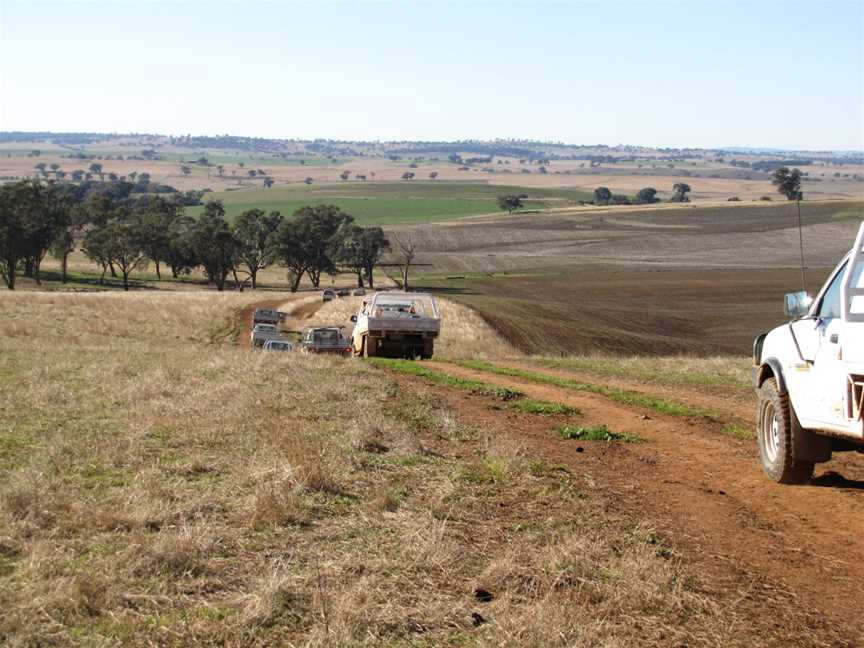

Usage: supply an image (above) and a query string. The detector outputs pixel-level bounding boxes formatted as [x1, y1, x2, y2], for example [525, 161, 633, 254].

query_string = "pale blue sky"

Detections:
[1, 0, 862, 150]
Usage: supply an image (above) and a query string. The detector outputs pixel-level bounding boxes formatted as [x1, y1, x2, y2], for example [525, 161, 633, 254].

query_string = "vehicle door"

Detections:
[797, 261, 849, 425]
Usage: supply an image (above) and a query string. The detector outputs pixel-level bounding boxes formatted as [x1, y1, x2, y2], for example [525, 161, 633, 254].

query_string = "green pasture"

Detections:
[204, 181, 593, 225]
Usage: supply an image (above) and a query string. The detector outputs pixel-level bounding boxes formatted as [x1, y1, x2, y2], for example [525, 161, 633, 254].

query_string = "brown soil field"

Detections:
[400, 199, 864, 272]
[420, 268, 834, 356]
[395, 199, 864, 356]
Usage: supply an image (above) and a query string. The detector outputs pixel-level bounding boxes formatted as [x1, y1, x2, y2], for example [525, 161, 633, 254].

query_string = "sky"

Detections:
[0, 0, 862, 151]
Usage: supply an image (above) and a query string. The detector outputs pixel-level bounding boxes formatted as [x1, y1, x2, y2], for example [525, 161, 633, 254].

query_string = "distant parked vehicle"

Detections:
[300, 326, 352, 356]
[352, 288, 366, 296]
[253, 308, 285, 325]
[251, 323, 282, 348]
[322, 289, 335, 302]
[336, 288, 351, 298]
[262, 339, 295, 352]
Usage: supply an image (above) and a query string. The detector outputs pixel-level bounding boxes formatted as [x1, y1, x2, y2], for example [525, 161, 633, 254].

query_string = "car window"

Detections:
[817, 261, 848, 319]
[850, 261, 864, 316]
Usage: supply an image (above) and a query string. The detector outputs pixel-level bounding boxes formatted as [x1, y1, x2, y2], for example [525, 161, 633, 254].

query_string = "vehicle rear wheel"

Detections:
[757, 378, 814, 484]
[363, 336, 378, 358]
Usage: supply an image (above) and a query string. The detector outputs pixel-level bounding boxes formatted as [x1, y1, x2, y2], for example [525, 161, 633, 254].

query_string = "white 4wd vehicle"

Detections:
[753, 221, 864, 483]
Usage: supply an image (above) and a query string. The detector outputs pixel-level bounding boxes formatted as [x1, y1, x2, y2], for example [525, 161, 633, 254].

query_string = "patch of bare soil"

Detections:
[408, 361, 864, 644]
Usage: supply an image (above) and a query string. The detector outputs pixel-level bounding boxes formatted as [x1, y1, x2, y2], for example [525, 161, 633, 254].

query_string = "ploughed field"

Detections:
[402, 199, 864, 355]
[419, 267, 833, 356]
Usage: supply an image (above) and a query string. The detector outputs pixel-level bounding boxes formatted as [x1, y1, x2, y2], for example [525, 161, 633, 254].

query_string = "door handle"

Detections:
[830, 334, 839, 344]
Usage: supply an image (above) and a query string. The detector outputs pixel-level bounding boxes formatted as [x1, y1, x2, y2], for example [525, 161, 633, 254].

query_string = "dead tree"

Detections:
[392, 233, 417, 292]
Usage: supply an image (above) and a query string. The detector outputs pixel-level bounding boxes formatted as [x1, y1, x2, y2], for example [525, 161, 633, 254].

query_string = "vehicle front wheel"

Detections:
[757, 378, 814, 484]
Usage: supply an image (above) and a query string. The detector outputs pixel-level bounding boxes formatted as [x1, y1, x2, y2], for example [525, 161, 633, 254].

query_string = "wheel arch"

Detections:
[755, 358, 787, 395]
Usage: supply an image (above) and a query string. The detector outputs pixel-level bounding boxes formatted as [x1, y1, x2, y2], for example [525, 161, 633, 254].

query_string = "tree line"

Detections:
[0, 179, 389, 292]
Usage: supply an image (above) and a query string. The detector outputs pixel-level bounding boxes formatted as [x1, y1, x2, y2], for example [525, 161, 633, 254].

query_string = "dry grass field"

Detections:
[2, 291, 804, 647]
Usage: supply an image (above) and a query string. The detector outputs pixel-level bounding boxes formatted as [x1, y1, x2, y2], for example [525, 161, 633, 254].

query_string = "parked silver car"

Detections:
[262, 339, 295, 352]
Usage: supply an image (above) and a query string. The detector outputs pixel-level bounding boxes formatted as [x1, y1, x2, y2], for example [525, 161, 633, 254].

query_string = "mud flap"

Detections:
[791, 409, 833, 463]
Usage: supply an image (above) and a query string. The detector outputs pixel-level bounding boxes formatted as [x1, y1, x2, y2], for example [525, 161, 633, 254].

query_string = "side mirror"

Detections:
[350, 315, 357, 323]
[784, 291, 812, 318]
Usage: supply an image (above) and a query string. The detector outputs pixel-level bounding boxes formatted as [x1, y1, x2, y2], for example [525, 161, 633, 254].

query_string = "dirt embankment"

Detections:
[412, 360, 864, 643]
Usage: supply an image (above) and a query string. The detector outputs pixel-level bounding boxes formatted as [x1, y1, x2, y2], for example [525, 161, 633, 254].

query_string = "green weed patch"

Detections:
[455, 361, 714, 419]
[507, 399, 580, 416]
[721, 424, 754, 440]
[558, 425, 641, 443]
[368, 358, 522, 400]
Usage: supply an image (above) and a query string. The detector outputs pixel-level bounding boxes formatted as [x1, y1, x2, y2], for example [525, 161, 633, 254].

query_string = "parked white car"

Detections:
[753, 221, 864, 483]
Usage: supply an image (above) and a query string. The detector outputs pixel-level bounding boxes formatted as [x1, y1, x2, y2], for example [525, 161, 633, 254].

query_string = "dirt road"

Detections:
[237, 297, 325, 348]
[414, 360, 864, 643]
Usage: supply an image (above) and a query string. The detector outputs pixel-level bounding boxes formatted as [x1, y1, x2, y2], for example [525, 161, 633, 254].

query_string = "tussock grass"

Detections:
[457, 360, 716, 418]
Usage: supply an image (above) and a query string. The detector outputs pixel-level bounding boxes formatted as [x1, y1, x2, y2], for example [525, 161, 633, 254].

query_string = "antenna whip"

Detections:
[796, 198, 806, 293]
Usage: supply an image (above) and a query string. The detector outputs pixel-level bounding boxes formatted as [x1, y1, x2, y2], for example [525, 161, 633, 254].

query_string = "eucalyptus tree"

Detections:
[233, 208, 283, 289]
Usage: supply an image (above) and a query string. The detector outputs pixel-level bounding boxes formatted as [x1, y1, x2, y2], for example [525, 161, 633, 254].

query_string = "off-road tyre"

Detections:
[756, 378, 814, 484]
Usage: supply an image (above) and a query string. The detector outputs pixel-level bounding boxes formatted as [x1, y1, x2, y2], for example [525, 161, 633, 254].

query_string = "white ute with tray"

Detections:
[350, 292, 441, 359]
[753, 221, 864, 483]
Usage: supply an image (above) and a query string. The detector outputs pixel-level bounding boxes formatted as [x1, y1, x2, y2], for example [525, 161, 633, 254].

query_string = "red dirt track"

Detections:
[417, 360, 864, 644]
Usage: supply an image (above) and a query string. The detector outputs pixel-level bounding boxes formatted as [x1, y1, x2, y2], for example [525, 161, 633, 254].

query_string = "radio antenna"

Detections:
[796, 195, 806, 293]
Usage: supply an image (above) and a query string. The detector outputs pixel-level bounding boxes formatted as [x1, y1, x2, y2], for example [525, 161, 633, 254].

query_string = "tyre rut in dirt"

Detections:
[756, 378, 814, 484]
